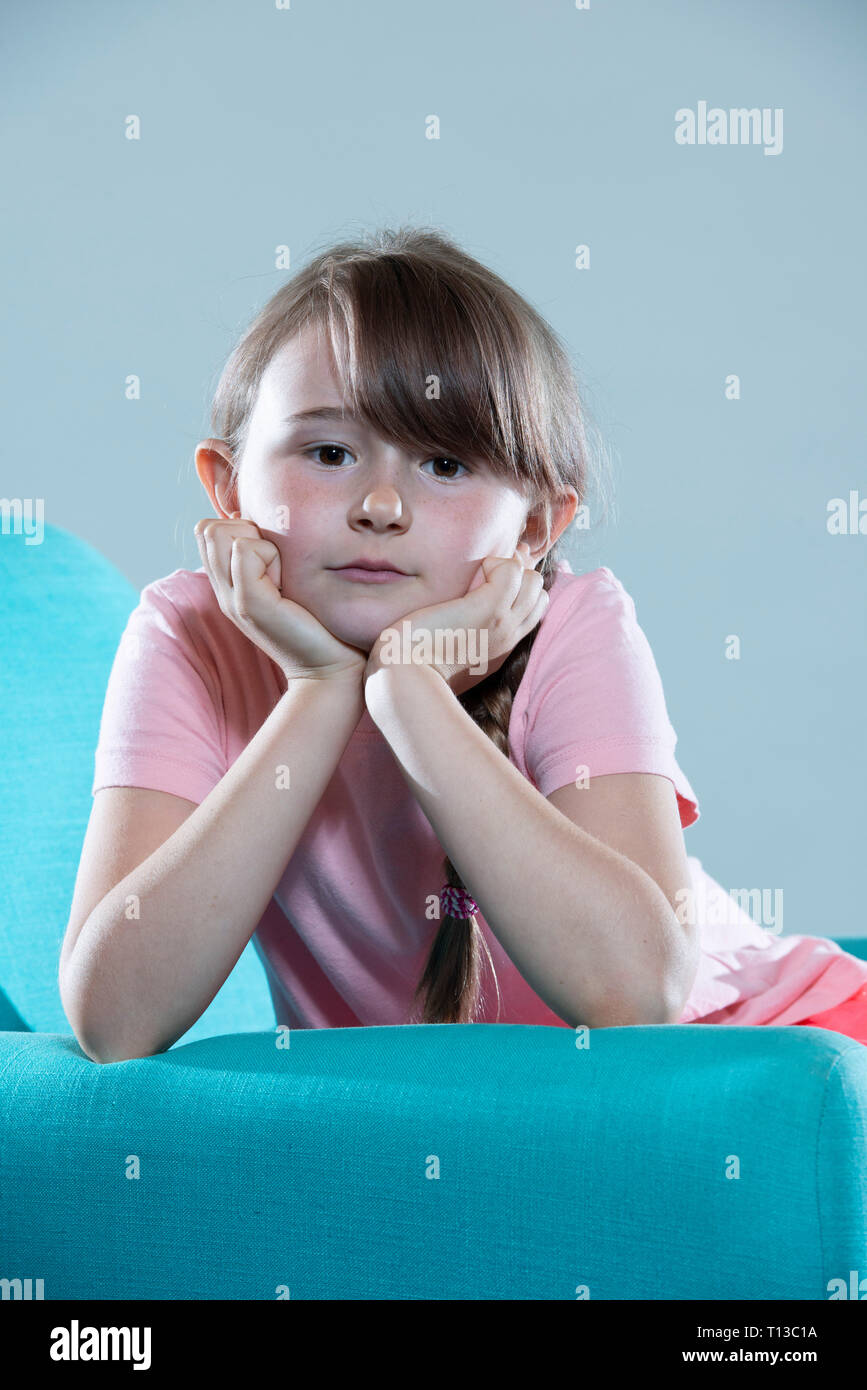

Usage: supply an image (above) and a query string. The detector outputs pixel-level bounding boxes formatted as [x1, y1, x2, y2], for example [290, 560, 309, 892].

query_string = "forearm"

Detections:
[65, 675, 365, 1062]
[365, 663, 678, 1028]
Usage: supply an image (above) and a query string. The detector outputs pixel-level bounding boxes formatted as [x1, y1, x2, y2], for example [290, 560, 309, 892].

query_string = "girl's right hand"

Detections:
[194, 517, 368, 684]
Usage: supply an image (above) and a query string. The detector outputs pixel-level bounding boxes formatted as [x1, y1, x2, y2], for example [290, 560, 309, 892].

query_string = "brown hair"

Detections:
[208, 225, 613, 1025]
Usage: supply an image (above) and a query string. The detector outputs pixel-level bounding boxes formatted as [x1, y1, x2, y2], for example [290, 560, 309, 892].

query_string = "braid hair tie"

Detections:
[439, 885, 478, 920]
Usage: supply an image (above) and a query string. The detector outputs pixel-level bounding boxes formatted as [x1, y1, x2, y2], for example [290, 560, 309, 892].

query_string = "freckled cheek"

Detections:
[451, 512, 514, 558]
[249, 479, 328, 547]
[234, 488, 320, 597]
[422, 498, 488, 548]
[415, 511, 489, 597]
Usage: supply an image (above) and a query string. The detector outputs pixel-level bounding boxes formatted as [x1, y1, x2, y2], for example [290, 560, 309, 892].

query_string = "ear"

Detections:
[519, 489, 579, 564]
[195, 439, 241, 519]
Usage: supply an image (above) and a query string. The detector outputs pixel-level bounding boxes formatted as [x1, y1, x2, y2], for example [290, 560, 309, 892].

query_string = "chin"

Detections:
[315, 588, 425, 652]
[341, 613, 419, 653]
[310, 606, 376, 654]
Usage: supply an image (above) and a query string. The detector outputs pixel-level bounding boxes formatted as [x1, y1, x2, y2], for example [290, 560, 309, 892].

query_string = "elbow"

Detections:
[590, 906, 701, 1030]
[60, 962, 101, 1062]
[73, 1028, 162, 1066]
[60, 959, 160, 1065]
[74, 1029, 161, 1065]
[654, 911, 701, 1024]
[64, 1010, 126, 1065]
[584, 997, 673, 1029]
[74, 1016, 164, 1065]
[88, 1045, 160, 1066]
[643, 992, 687, 1027]
[586, 992, 683, 1030]
[60, 955, 108, 1062]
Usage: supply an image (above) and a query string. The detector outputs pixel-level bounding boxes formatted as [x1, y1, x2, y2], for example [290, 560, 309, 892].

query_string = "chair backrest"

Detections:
[0, 522, 273, 1040]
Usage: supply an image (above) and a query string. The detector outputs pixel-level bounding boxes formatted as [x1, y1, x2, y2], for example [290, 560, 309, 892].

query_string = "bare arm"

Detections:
[60, 673, 364, 1063]
[364, 660, 684, 1028]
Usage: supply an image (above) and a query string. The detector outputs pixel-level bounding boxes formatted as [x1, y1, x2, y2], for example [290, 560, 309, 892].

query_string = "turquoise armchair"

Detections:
[2, 524, 866, 1300]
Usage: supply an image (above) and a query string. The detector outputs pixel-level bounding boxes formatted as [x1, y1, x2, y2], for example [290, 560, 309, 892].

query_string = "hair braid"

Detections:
[411, 558, 559, 1024]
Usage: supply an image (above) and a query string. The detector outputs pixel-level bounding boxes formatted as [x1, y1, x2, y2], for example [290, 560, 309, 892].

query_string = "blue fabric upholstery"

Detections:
[0, 523, 273, 1040]
[2, 522, 866, 1299]
[2, 1024, 867, 1299]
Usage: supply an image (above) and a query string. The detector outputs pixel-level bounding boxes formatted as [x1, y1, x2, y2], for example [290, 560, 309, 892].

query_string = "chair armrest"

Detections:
[2, 1023, 866, 1299]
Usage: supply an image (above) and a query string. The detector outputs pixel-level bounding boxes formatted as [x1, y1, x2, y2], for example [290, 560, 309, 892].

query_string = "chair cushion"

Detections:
[0, 523, 272, 1040]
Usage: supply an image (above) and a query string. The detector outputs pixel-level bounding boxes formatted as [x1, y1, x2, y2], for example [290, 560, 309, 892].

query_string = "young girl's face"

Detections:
[214, 323, 545, 652]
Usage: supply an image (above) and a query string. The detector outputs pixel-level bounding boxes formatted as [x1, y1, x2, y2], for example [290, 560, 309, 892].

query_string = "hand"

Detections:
[364, 543, 548, 696]
[194, 517, 368, 683]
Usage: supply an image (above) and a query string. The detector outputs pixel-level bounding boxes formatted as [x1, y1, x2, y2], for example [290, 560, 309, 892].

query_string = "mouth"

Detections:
[330, 566, 413, 585]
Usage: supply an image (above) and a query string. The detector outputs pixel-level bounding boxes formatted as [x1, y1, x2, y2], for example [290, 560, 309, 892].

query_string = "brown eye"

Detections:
[425, 456, 469, 480]
[307, 445, 352, 466]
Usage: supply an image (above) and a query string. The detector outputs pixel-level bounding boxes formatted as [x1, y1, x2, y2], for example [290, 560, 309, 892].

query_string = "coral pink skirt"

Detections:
[792, 981, 867, 1046]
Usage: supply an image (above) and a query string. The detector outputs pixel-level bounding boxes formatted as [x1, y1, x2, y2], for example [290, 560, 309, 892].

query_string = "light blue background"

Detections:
[3, 0, 865, 937]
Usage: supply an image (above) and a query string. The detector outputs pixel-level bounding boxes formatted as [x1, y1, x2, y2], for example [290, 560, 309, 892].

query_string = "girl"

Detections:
[60, 226, 867, 1061]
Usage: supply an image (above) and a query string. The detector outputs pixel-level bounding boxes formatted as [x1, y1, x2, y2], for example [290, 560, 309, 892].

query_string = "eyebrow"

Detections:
[282, 406, 360, 425]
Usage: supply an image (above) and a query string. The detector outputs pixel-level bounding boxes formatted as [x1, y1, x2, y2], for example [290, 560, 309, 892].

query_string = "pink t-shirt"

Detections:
[91, 559, 867, 1030]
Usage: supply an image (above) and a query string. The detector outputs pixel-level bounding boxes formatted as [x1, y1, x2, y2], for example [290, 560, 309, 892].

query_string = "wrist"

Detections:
[278, 669, 367, 738]
[282, 664, 365, 689]
[282, 668, 366, 714]
[364, 656, 447, 689]
[364, 658, 446, 723]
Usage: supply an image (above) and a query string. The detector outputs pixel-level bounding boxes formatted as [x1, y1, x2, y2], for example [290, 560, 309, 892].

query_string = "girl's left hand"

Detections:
[364, 543, 549, 696]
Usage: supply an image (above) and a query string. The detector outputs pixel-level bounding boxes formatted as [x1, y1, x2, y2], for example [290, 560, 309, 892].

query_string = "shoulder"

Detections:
[139, 566, 219, 621]
[527, 563, 639, 666]
[130, 565, 284, 696]
[512, 559, 669, 729]
[546, 562, 631, 619]
[511, 560, 699, 824]
[132, 567, 230, 651]
[119, 567, 252, 691]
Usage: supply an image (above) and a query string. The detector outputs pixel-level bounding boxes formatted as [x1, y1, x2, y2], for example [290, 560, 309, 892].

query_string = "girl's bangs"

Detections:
[307, 254, 538, 491]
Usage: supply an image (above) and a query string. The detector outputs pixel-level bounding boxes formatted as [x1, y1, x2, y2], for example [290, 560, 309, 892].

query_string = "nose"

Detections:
[352, 482, 409, 532]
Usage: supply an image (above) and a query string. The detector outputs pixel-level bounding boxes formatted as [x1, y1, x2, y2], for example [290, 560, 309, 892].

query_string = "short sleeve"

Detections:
[91, 580, 228, 805]
[518, 571, 700, 827]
